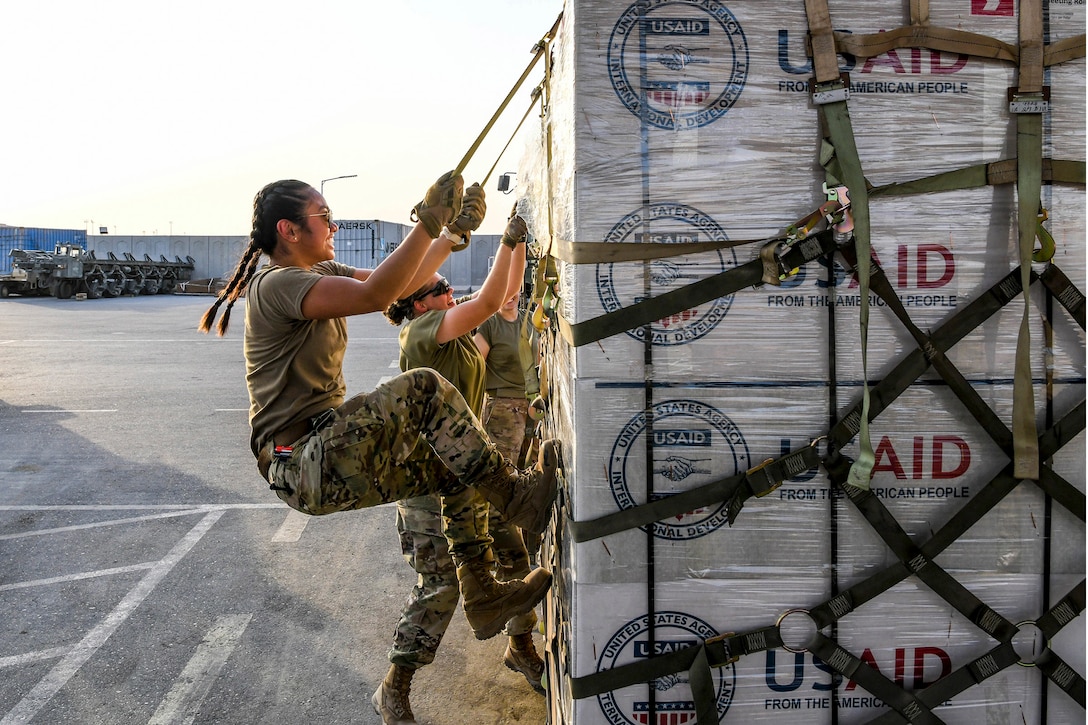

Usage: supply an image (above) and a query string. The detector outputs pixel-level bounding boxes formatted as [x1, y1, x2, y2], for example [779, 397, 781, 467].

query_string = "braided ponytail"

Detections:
[199, 180, 314, 336]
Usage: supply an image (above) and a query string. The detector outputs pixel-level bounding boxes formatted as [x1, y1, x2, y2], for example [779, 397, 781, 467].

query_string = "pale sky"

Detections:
[1, 1, 563, 237]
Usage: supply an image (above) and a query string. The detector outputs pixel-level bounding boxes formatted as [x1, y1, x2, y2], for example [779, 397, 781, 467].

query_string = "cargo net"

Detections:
[553, 235, 1085, 724]
[525, 1, 1087, 722]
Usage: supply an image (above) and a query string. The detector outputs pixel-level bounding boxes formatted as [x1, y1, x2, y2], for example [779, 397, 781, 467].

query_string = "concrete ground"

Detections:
[0, 294, 547, 724]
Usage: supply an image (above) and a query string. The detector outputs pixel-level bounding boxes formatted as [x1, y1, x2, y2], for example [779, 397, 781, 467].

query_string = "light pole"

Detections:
[320, 174, 357, 197]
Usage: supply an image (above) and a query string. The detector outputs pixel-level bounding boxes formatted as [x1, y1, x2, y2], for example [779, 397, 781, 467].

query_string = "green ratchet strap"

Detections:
[557, 229, 840, 347]
[868, 158, 1086, 197]
[569, 625, 784, 710]
[805, 0, 875, 493]
[554, 235, 762, 265]
[566, 443, 822, 542]
[1012, 0, 1046, 481]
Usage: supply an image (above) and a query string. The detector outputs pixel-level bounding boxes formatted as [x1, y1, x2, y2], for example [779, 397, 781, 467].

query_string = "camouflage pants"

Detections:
[481, 395, 537, 631]
[389, 488, 537, 668]
[266, 368, 506, 559]
[388, 395, 540, 667]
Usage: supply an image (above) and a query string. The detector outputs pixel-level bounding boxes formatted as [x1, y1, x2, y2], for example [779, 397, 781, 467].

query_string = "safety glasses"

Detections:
[413, 277, 451, 302]
[306, 209, 336, 228]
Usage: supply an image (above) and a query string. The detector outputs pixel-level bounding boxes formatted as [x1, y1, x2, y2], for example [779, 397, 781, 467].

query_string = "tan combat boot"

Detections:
[473, 440, 560, 534]
[370, 664, 416, 725]
[504, 631, 546, 694]
[457, 551, 552, 640]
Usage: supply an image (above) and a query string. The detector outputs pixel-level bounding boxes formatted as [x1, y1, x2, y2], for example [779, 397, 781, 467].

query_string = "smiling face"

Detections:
[295, 193, 339, 265]
[411, 274, 455, 315]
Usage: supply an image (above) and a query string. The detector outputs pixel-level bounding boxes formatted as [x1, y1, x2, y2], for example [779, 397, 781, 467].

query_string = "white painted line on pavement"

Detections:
[146, 613, 253, 725]
[0, 509, 208, 541]
[271, 510, 311, 543]
[0, 510, 224, 725]
[0, 647, 72, 670]
[0, 563, 156, 592]
[18, 409, 117, 414]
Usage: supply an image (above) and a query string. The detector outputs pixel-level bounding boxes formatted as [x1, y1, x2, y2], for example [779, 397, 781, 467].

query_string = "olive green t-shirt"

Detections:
[477, 311, 536, 397]
[399, 301, 486, 415]
[244, 261, 355, 456]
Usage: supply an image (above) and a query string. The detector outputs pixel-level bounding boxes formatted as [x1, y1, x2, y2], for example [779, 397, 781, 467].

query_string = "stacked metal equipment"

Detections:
[517, 1, 1085, 724]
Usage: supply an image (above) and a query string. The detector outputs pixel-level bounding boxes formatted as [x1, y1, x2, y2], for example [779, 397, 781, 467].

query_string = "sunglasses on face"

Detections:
[413, 278, 451, 302]
[306, 209, 336, 228]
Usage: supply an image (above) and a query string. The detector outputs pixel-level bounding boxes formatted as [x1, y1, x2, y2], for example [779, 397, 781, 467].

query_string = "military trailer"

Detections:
[0, 244, 195, 299]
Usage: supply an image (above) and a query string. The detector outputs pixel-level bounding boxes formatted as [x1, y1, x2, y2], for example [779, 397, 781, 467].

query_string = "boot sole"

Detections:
[503, 656, 546, 695]
[520, 440, 560, 535]
[472, 569, 553, 641]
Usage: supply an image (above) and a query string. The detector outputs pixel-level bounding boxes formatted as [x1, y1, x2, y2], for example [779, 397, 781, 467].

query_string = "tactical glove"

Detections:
[411, 171, 463, 238]
[501, 209, 528, 250]
[445, 183, 487, 251]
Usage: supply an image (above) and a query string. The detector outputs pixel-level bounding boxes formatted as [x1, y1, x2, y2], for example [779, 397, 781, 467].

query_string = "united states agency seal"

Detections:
[596, 610, 736, 724]
[608, 0, 749, 130]
[609, 399, 750, 540]
[596, 203, 737, 346]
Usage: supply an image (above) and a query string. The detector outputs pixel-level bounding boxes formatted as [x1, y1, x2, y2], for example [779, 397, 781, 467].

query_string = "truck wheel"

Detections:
[0, 284, 9, 298]
[83, 278, 104, 299]
[55, 280, 75, 300]
[103, 277, 124, 298]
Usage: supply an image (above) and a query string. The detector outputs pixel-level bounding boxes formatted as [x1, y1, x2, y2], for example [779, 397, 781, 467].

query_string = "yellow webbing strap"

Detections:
[1045, 34, 1087, 66]
[833, 24, 1018, 63]
[1012, 0, 1045, 480]
[831, 0, 1084, 68]
[806, 0, 876, 491]
[553, 236, 764, 265]
[453, 13, 562, 177]
[481, 86, 543, 188]
[868, 158, 1086, 197]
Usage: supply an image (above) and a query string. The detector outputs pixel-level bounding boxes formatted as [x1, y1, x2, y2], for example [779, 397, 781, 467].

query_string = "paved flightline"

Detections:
[0, 296, 545, 725]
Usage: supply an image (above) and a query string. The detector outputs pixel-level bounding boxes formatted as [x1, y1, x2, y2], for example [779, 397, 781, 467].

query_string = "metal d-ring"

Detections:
[1014, 620, 1050, 667]
[776, 608, 814, 654]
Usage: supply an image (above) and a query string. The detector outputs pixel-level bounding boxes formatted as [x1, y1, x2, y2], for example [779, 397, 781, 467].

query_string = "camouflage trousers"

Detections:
[483, 395, 542, 566]
[389, 489, 538, 668]
[388, 394, 541, 668]
[264, 368, 507, 559]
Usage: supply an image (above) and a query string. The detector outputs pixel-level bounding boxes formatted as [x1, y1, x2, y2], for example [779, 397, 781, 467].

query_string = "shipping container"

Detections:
[0, 226, 87, 274]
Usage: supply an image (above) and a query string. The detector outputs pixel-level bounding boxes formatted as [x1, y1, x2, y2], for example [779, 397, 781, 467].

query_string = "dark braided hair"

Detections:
[199, 180, 315, 336]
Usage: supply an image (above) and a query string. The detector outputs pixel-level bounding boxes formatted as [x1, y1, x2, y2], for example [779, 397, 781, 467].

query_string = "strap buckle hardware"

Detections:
[1007, 86, 1051, 114]
[747, 458, 782, 497]
[810, 74, 851, 105]
[759, 240, 791, 286]
[704, 631, 740, 666]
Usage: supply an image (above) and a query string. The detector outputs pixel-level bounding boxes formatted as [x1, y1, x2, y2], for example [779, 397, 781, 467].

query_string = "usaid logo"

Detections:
[608, 0, 749, 129]
[596, 203, 738, 346]
[597, 611, 736, 725]
[609, 399, 750, 540]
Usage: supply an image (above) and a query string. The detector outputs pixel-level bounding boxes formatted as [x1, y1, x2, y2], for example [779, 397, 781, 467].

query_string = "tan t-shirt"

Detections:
[244, 261, 355, 456]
